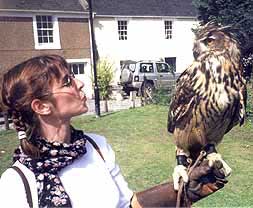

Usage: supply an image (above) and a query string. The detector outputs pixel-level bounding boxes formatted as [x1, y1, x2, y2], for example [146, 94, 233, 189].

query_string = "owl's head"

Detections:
[193, 22, 240, 61]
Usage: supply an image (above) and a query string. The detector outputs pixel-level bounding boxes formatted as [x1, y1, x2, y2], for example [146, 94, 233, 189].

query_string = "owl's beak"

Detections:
[193, 51, 200, 60]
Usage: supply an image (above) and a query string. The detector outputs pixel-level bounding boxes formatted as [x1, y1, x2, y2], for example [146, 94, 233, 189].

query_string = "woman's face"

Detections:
[48, 72, 88, 120]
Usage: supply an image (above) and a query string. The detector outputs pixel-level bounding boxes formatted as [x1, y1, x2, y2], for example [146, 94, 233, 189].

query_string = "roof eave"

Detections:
[94, 14, 197, 19]
[0, 9, 89, 16]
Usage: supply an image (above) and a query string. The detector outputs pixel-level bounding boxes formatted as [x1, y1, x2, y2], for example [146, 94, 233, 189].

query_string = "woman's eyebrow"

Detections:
[61, 74, 69, 83]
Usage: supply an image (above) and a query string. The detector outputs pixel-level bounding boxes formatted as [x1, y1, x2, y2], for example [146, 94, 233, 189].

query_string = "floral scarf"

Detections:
[13, 128, 87, 207]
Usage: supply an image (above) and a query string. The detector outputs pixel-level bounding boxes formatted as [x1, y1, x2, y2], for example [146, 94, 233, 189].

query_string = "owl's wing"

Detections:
[225, 80, 247, 133]
[168, 63, 247, 135]
[168, 66, 197, 133]
[239, 82, 247, 125]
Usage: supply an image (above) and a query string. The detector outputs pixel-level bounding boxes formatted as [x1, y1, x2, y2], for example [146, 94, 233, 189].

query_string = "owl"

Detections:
[167, 22, 247, 190]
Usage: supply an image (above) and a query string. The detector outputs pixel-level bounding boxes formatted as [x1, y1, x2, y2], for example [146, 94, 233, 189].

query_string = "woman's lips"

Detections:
[80, 92, 87, 102]
[82, 96, 86, 102]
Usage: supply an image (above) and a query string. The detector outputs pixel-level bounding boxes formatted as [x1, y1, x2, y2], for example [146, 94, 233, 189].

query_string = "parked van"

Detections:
[120, 60, 180, 96]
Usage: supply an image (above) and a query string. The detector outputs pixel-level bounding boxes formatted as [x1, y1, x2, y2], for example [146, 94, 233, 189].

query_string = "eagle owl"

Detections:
[167, 22, 247, 190]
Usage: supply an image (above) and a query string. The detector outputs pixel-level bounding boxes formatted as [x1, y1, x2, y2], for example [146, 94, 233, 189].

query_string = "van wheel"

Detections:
[141, 82, 154, 103]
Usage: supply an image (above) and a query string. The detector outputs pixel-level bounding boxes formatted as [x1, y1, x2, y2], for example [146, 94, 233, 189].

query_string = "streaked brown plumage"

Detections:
[168, 22, 247, 188]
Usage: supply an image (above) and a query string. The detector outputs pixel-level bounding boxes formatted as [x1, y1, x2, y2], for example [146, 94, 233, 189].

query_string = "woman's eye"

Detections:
[62, 76, 73, 87]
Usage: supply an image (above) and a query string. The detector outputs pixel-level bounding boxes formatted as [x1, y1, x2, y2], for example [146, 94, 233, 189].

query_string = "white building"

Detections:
[93, 0, 199, 85]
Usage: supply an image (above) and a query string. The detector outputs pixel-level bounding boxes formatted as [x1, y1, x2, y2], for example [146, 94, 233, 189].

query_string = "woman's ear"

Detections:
[31, 99, 52, 115]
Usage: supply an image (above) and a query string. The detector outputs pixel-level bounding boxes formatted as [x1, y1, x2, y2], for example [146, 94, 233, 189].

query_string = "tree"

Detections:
[96, 59, 114, 112]
[192, 0, 253, 46]
[192, 0, 253, 79]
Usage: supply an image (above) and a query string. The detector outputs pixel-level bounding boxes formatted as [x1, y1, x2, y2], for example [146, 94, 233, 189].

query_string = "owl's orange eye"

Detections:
[204, 37, 214, 45]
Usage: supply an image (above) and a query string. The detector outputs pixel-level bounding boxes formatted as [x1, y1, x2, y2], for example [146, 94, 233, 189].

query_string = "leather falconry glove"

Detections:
[185, 159, 228, 204]
[130, 159, 227, 208]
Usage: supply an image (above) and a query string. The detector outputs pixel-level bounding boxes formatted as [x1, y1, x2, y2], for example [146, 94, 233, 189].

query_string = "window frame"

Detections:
[117, 20, 128, 40]
[156, 63, 171, 73]
[164, 20, 173, 40]
[33, 15, 61, 50]
[67, 59, 89, 75]
[140, 63, 154, 73]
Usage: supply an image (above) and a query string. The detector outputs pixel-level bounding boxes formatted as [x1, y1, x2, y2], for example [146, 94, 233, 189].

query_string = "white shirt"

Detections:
[0, 133, 133, 208]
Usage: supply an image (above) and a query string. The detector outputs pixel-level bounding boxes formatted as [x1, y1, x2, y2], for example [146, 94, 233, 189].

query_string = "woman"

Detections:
[0, 55, 226, 207]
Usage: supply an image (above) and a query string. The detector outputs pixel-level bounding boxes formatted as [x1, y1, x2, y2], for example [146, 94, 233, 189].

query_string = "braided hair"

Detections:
[1, 55, 70, 157]
[11, 109, 40, 157]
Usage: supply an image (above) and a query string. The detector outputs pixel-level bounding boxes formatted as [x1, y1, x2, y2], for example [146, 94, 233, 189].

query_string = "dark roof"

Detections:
[93, 0, 197, 17]
[0, 0, 197, 17]
[0, 0, 86, 12]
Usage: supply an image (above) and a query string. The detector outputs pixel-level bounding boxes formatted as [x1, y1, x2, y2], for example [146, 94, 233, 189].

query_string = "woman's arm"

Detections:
[89, 134, 227, 208]
[131, 160, 227, 207]
[88, 134, 134, 207]
[131, 182, 177, 207]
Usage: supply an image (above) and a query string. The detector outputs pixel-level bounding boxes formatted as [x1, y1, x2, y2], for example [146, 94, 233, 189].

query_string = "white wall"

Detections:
[94, 17, 198, 84]
[67, 59, 93, 99]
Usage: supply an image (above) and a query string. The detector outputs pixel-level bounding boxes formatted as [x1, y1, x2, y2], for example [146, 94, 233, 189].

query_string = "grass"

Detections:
[0, 130, 18, 174]
[0, 105, 253, 207]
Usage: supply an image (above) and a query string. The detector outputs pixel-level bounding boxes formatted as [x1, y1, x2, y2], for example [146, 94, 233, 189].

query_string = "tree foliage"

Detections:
[192, 0, 253, 79]
[192, 0, 253, 52]
[96, 59, 114, 100]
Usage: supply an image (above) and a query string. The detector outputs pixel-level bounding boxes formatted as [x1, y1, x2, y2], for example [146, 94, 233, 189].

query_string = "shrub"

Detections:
[152, 88, 172, 106]
[96, 59, 114, 100]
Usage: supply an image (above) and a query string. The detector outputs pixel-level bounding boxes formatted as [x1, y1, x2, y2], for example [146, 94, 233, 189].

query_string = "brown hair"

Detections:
[1, 54, 70, 157]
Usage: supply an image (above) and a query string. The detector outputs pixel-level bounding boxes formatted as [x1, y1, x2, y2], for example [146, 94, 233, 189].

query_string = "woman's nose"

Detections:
[74, 78, 84, 90]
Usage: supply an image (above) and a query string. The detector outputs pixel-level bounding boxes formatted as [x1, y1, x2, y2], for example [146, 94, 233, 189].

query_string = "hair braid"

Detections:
[11, 110, 26, 132]
[11, 110, 40, 158]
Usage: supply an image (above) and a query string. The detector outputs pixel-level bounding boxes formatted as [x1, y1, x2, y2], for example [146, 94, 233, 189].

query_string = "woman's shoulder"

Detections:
[1, 164, 19, 181]
[1, 161, 23, 179]
[84, 132, 108, 148]
[83, 132, 115, 164]
[0, 161, 37, 207]
[1, 161, 35, 182]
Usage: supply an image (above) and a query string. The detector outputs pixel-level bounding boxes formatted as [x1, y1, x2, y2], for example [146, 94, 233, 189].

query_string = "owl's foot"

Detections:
[173, 151, 190, 190]
[172, 165, 188, 190]
[206, 153, 232, 177]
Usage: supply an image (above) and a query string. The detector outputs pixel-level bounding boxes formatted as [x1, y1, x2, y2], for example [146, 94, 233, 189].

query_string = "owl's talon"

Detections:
[207, 153, 232, 177]
[172, 165, 188, 190]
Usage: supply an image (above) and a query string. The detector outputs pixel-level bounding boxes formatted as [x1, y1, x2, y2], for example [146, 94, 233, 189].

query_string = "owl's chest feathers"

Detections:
[192, 59, 239, 110]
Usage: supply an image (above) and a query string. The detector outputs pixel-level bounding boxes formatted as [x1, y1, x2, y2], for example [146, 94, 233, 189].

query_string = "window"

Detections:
[36, 16, 53, 44]
[69, 63, 86, 75]
[120, 60, 136, 70]
[140, 63, 154, 73]
[164, 20, 173, 39]
[156, 63, 171, 73]
[33, 15, 61, 49]
[118, 20, 128, 40]
[165, 57, 176, 72]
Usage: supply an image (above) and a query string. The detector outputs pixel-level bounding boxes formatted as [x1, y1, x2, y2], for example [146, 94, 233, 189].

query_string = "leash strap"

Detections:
[10, 166, 33, 208]
[176, 150, 207, 208]
[84, 135, 105, 162]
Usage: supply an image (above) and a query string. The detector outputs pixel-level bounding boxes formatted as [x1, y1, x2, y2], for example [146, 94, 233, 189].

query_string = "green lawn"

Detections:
[0, 105, 252, 207]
